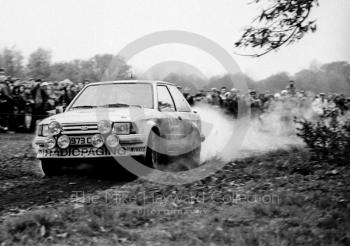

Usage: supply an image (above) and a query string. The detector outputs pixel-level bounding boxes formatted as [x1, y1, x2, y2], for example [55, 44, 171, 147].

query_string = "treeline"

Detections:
[254, 61, 350, 94]
[155, 61, 350, 94]
[0, 47, 131, 82]
[1, 47, 350, 94]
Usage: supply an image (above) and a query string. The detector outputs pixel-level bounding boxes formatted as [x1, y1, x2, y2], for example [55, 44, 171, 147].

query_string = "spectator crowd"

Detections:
[193, 81, 350, 121]
[1, 65, 350, 134]
[0, 68, 89, 132]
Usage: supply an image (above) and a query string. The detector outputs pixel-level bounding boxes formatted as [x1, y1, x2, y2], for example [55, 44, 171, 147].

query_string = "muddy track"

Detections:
[0, 133, 126, 217]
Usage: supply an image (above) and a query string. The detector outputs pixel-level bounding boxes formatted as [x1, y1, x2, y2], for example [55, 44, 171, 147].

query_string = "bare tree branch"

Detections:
[235, 0, 319, 57]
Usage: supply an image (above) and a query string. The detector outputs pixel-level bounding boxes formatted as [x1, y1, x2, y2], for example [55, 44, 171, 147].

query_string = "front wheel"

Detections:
[41, 160, 62, 177]
[144, 129, 167, 170]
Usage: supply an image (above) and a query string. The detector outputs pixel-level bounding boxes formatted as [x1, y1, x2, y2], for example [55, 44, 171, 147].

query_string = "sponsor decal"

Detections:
[38, 146, 146, 158]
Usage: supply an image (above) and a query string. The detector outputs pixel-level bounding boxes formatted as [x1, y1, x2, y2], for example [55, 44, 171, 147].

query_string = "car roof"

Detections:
[87, 80, 175, 87]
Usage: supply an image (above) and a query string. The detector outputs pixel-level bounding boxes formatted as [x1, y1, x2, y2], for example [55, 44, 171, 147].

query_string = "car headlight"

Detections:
[91, 134, 104, 148]
[37, 124, 49, 136]
[106, 134, 120, 147]
[112, 123, 130, 135]
[97, 120, 112, 134]
[42, 125, 49, 136]
[44, 136, 56, 149]
[36, 124, 42, 136]
[57, 135, 70, 149]
[48, 121, 62, 135]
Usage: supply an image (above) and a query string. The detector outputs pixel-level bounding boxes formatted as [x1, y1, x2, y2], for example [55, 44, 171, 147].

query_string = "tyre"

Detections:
[144, 129, 167, 170]
[41, 160, 62, 177]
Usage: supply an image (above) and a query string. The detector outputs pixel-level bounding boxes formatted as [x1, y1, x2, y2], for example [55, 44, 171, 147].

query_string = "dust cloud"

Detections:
[194, 103, 304, 162]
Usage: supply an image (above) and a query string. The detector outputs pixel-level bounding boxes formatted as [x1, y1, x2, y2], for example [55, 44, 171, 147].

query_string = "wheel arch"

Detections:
[144, 120, 161, 146]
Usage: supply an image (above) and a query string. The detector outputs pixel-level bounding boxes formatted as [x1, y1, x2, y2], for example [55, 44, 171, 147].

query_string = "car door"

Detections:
[156, 85, 183, 154]
[168, 85, 199, 131]
[167, 85, 201, 153]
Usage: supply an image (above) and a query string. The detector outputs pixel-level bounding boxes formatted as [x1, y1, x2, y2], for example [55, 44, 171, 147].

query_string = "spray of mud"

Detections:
[194, 103, 304, 163]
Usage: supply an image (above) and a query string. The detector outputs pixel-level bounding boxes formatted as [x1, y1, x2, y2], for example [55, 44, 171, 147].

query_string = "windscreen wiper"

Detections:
[70, 105, 96, 110]
[101, 103, 142, 108]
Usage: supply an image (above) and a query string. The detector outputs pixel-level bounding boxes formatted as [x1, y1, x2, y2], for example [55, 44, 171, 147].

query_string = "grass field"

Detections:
[0, 147, 349, 246]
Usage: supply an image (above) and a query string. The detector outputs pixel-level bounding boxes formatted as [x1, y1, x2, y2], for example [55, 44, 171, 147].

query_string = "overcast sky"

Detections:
[0, 0, 349, 80]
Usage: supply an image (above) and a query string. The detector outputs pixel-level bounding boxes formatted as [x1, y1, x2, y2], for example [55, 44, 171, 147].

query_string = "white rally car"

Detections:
[34, 80, 204, 176]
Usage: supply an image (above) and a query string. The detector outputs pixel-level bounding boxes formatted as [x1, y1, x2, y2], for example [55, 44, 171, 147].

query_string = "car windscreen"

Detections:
[69, 83, 153, 109]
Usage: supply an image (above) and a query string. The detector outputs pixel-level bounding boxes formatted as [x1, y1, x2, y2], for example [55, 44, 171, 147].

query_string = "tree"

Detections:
[163, 73, 197, 93]
[320, 62, 350, 93]
[93, 55, 131, 81]
[48, 55, 131, 83]
[27, 48, 52, 79]
[79, 59, 99, 82]
[321, 61, 350, 80]
[0, 47, 24, 77]
[256, 72, 291, 91]
[49, 60, 82, 82]
[294, 69, 321, 92]
[235, 0, 319, 57]
[293, 61, 350, 94]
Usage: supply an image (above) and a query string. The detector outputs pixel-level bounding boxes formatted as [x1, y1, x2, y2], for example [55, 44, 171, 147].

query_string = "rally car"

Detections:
[34, 80, 204, 176]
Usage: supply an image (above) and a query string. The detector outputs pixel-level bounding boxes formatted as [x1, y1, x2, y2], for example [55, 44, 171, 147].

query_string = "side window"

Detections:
[168, 86, 191, 112]
[157, 85, 175, 112]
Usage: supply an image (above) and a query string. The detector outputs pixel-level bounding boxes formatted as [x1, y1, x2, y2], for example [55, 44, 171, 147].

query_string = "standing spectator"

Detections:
[248, 90, 262, 119]
[228, 88, 239, 119]
[286, 80, 297, 96]
[12, 85, 26, 130]
[31, 80, 50, 128]
[219, 86, 227, 107]
[210, 88, 220, 105]
[57, 84, 77, 107]
[261, 93, 274, 113]
[0, 74, 14, 132]
[183, 87, 194, 106]
[77, 82, 84, 92]
[194, 90, 205, 102]
[22, 86, 35, 131]
[66, 84, 78, 104]
[58, 85, 69, 108]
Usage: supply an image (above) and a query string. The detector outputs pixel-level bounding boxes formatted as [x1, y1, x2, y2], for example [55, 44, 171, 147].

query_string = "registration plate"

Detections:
[70, 136, 92, 146]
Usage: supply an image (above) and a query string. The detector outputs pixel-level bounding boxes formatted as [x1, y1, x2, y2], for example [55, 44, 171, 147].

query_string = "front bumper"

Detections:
[34, 134, 146, 159]
[34, 134, 145, 146]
